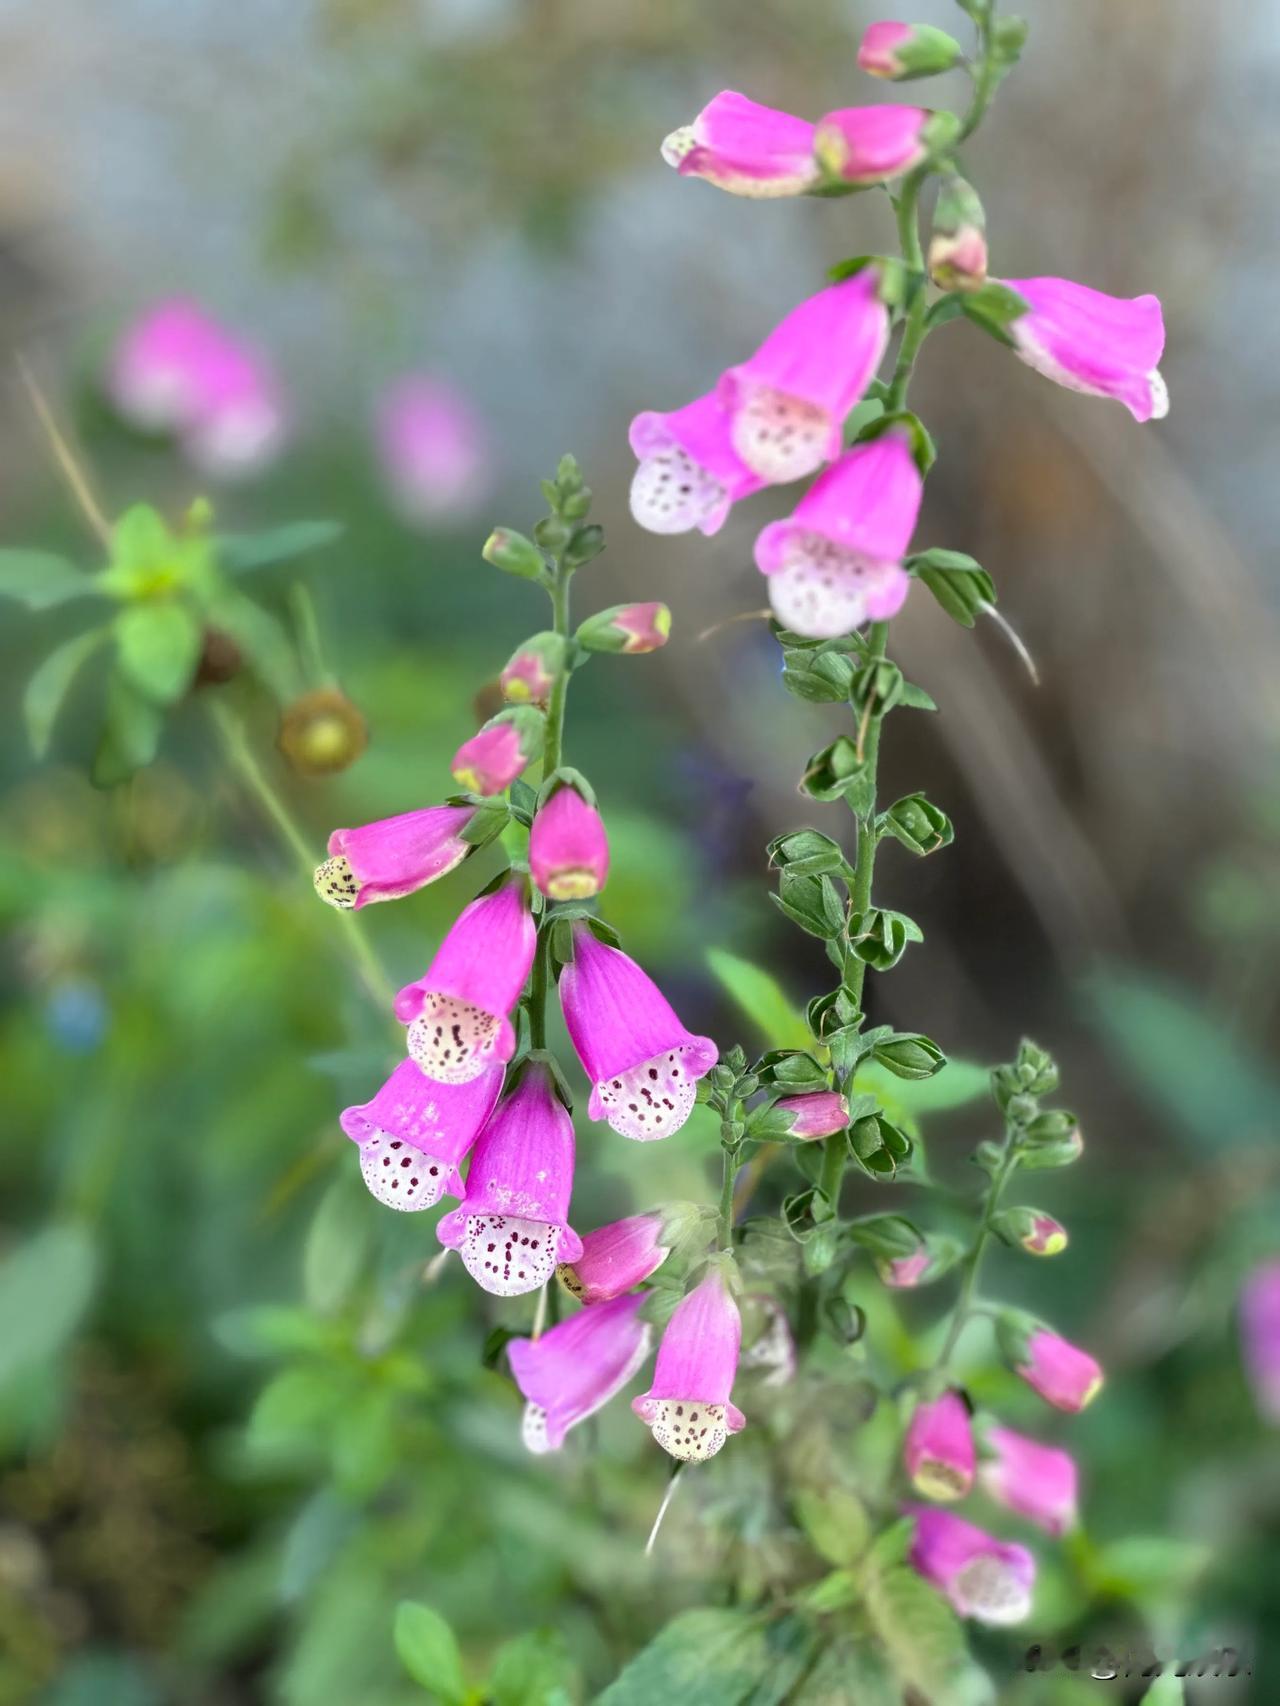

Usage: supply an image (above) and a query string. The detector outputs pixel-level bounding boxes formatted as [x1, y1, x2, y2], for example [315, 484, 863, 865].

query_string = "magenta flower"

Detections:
[451, 711, 542, 796]
[340, 1057, 502, 1211]
[716, 276, 890, 483]
[857, 22, 962, 80]
[375, 375, 491, 526]
[774, 1090, 849, 1140]
[629, 393, 764, 536]
[814, 106, 936, 185]
[508, 1293, 652, 1452]
[981, 1425, 1079, 1538]
[754, 434, 922, 638]
[1021, 1213, 1068, 1257]
[660, 90, 819, 199]
[529, 787, 610, 901]
[1240, 1260, 1280, 1424]
[558, 1212, 670, 1305]
[908, 1507, 1036, 1626]
[1017, 1328, 1103, 1413]
[110, 300, 220, 433]
[576, 602, 673, 654]
[879, 1249, 933, 1288]
[394, 880, 536, 1083]
[314, 803, 475, 910]
[500, 632, 565, 709]
[437, 1066, 583, 1295]
[1002, 277, 1168, 422]
[184, 341, 287, 479]
[904, 1391, 976, 1500]
[633, 1268, 745, 1461]
[559, 924, 717, 1141]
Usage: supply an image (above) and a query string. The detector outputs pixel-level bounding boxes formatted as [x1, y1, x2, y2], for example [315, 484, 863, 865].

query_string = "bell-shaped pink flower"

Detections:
[1002, 277, 1168, 422]
[394, 880, 536, 1083]
[437, 1065, 583, 1295]
[632, 1267, 745, 1461]
[314, 804, 475, 910]
[375, 375, 491, 526]
[814, 106, 935, 185]
[775, 1090, 848, 1139]
[1240, 1260, 1280, 1424]
[558, 1212, 670, 1305]
[908, 1507, 1036, 1626]
[529, 787, 609, 901]
[184, 342, 287, 479]
[559, 925, 717, 1141]
[1017, 1328, 1103, 1413]
[716, 276, 890, 484]
[577, 602, 672, 655]
[500, 632, 565, 708]
[451, 710, 543, 796]
[981, 1425, 1079, 1538]
[340, 1056, 503, 1211]
[754, 434, 922, 638]
[110, 299, 220, 433]
[904, 1391, 976, 1500]
[629, 393, 765, 536]
[509, 1293, 652, 1452]
[660, 91, 819, 199]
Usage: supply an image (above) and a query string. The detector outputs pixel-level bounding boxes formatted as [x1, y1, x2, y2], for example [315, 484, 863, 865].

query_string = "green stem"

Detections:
[209, 698, 395, 1008]
[718, 1108, 741, 1252]
[885, 173, 929, 414]
[932, 1130, 1021, 1375]
[957, 6, 999, 144]
[527, 556, 575, 1052]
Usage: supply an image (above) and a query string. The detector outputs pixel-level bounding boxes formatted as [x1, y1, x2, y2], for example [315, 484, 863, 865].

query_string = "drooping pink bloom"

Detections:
[1240, 1260, 1280, 1424]
[660, 91, 820, 199]
[633, 1267, 745, 1460]
[509, 1293, 652, 1452]
[314, 804, 475, 910]
[716, 276, 891, 484]
[375, 375, 491, 525]
[559, 924, 717, 1141]
[558, 1212, 670, 1305]
[576, 602, 673, 654]
[500, 632, 564, 708]
[340, 1056, 502, 1211]
[437, 1066, 583, 1295]
[183, 341, 287, 479]
[904, 1391, 975, 1500]
[775, 1090, 849, 1139]
[629, 393, 765, 536]
[981, 1425, 1079, 1538]
[451, 711, 542, 795]
[754, 433, 922, 638]
[814, 106, 938, 186]
[394, 880, 536, 1083]
[529, 788, 610, 901]
[1016, 1328, 1103, 1413]
[1001, 277, 1168, 422]
[857, 22, 962, 80]
[908, 1507, 1036, 1626]
[109, 300, 220, 433]
[879, 1249, 933, 1288]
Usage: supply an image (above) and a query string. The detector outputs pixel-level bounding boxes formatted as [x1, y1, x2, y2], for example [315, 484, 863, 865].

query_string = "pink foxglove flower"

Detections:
[529, 787, 610, 901]
[314, 803, 476, 910]
[857, 22, 962, 80]
[1240, 1260, 1280, 1424]
[774, 1090, 849, 1139]
[814, 106, 940, 185]
[451, 710, 543, 796]
[1001, 277, 1168, 422]
[908, 1507, 1036, 1626]
[184, 342, 287, 479]
[629, 393, 764, 536]
[340, 1057, 502, 1211]
[375, 375, 491, 525]
[110, 299, 221, 433]
[500, 632, 565, 708]
[558, 1212, 670, 1305]
[716, 275, 890, 484]
[1016, 1327, 1103, 1413]
[904, 1391, 975, 1500]
[660, 91, 819, 199]
[437, 1066, 583, 1294]
[879, 1249, 933, 1287]
[754, 433, 922, 638]
[394, 880, 536, 1083]
[508, 1292, 652, 1452]
[559, 924, 717, 1140]
[981, 1425, 1079, 1538]
[632, 1267, 745, 1461]
[576, 602, 672, 655]
[1020, 1212, 1068, 1257]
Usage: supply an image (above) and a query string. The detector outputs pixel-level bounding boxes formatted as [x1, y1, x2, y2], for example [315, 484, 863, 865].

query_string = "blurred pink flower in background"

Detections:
[109, 298, 287, 479]
[374, 375, 492, 526]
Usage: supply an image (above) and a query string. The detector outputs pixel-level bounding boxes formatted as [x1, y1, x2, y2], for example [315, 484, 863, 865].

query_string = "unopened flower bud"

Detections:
[857, 21, 964, 81]
[499, 631, 566, 709]
[482, 527, 546, 581]
[450, 709, 544, 795]
[991, 1208, 1068, 1256]
[529, 785, 609, 900]
[998, 1315, 1103, 1413]
[905, 1391, 975, 1500]
[557, 1211, 670, 1305]
[576, 602, 671, 655]
[277, 688, 368, 776]
[814, 104, 938, 186]
[929, 177, 987, 291]
[774, 1090, 849, 1140]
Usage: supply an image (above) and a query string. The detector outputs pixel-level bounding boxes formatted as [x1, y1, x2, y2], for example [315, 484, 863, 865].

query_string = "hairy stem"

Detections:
[527, 556, 574, 1052]
[932, 1129, 1021, 1376]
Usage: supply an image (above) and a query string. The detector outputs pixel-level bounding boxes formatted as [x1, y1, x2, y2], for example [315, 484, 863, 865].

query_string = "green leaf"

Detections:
[707, 950, 810, 1050]
[794, 1487, 870, 1567]
[24, 626, 109, 756]
[598, 1609, 817, 1706]
[91, 671, 166, 787]
[393, 1601, 467, 1703]
[217, 521, 342, 574]
[0, 1223, 97, 1387]
[303, 1172, 372, 1316]
[0, 549, 100, 610]
[116, 602, 202, 703]
[488, 1629, 577, 1706]
[788, 1640, 898, 1704]
[863, 1565, 993, 1704]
